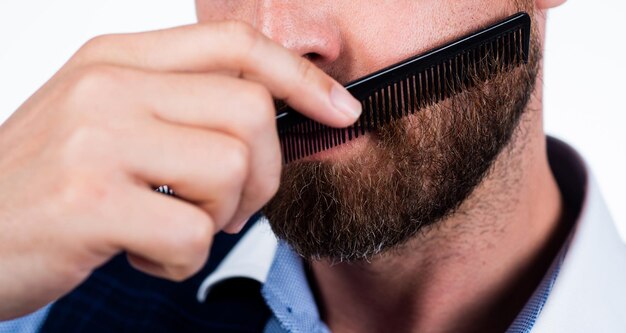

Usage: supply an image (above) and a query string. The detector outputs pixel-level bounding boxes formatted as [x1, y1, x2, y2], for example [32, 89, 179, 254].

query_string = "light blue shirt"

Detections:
[0, 305, 51, 333]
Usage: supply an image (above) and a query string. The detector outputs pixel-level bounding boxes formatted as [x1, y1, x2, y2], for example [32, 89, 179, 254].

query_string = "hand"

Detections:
[0, 21, 361, 319]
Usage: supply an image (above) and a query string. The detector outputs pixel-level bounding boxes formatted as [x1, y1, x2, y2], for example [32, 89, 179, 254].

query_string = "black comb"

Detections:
[276, 12, 531, 164]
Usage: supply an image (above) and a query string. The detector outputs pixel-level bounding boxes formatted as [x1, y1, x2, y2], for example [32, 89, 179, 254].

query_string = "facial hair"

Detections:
[263, 24, 540, 263]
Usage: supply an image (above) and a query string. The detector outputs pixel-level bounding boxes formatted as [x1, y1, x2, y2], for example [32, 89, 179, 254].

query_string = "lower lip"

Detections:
[290, 133, 369, 162]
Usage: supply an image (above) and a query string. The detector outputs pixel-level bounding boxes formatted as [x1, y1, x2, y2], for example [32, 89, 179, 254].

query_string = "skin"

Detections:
[198, 0, 567, 332]
[0, 16, 361, 319]
[0, 0, 567, 331]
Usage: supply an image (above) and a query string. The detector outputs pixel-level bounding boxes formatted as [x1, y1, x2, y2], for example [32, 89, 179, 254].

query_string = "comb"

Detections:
[275, 12, 531, 164]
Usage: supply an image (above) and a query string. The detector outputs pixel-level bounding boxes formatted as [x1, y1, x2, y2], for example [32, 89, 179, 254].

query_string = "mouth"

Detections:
[275, 98, 371, 162]
[281, 130, 371, 162]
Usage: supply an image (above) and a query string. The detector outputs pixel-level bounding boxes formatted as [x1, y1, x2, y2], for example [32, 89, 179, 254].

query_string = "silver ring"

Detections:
[155, 185, 175, 197]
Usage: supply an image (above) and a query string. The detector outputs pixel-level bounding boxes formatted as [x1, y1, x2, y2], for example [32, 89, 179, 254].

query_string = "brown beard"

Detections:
[264, 23, 540, 262]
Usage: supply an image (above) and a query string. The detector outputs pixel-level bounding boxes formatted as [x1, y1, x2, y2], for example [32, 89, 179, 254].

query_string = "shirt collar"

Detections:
[527, 139, 626, 332]
[196, 217, 278, 303]
[507, 136, 588, 332]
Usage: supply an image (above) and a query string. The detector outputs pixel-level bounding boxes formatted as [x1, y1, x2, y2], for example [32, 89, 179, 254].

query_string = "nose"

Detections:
[254, 1, 342, 68]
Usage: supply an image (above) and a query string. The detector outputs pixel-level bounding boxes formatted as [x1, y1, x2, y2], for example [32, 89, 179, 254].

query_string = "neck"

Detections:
[309, 77, 570, 333]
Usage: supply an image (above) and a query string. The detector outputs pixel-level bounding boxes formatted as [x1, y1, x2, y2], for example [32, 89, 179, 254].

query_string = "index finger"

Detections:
[72, 21, 362, 128]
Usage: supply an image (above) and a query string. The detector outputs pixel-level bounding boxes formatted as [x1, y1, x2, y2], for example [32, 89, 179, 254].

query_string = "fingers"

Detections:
[118, 119, 249, 226]
[72, 21, 362, 127]
[107, 186, 215, 281]
[59, 64, 280, 232]
[100, 70, 282, 227]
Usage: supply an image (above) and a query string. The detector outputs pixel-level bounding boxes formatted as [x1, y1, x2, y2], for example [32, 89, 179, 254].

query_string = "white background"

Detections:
[0, 2, 624, 238]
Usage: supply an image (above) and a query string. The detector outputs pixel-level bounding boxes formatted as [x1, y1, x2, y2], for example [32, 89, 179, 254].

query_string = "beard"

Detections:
[264, 24, 541, 262]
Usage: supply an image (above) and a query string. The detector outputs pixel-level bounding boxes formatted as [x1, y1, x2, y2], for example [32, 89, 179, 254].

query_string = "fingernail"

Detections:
[330, 84, 362, 120]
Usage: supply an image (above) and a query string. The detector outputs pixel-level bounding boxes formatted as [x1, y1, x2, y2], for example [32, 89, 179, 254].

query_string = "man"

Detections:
[1, 0, 624, 332]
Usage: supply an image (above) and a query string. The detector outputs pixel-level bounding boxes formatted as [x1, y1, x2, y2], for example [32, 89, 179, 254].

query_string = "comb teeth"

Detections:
[277, 12, 531, 164]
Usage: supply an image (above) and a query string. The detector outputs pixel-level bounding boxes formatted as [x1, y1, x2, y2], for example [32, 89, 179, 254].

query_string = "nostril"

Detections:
[303, 53, 321, 62]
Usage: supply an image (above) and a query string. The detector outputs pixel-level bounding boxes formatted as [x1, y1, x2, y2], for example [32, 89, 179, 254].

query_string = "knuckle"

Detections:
[219, 20, 262, 62]
[58, 172, 112, 212]
[56, 129, 120, 209]
[64, 65, 122, 107]
[73, 34, 114, 64]
[185, 216, 214, 256]
[80, 35, 109, 53]
[165, 216, 213, 279]
[222, 20, 257, 44]
[247, 84, 274, 110]
[220, 139, 250, 185]
[241, 85, 274, 130]
[61, 125, 113, 165]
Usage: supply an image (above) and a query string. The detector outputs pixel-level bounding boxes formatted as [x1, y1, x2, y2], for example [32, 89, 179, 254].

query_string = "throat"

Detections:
[306, 144, 573, 333]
